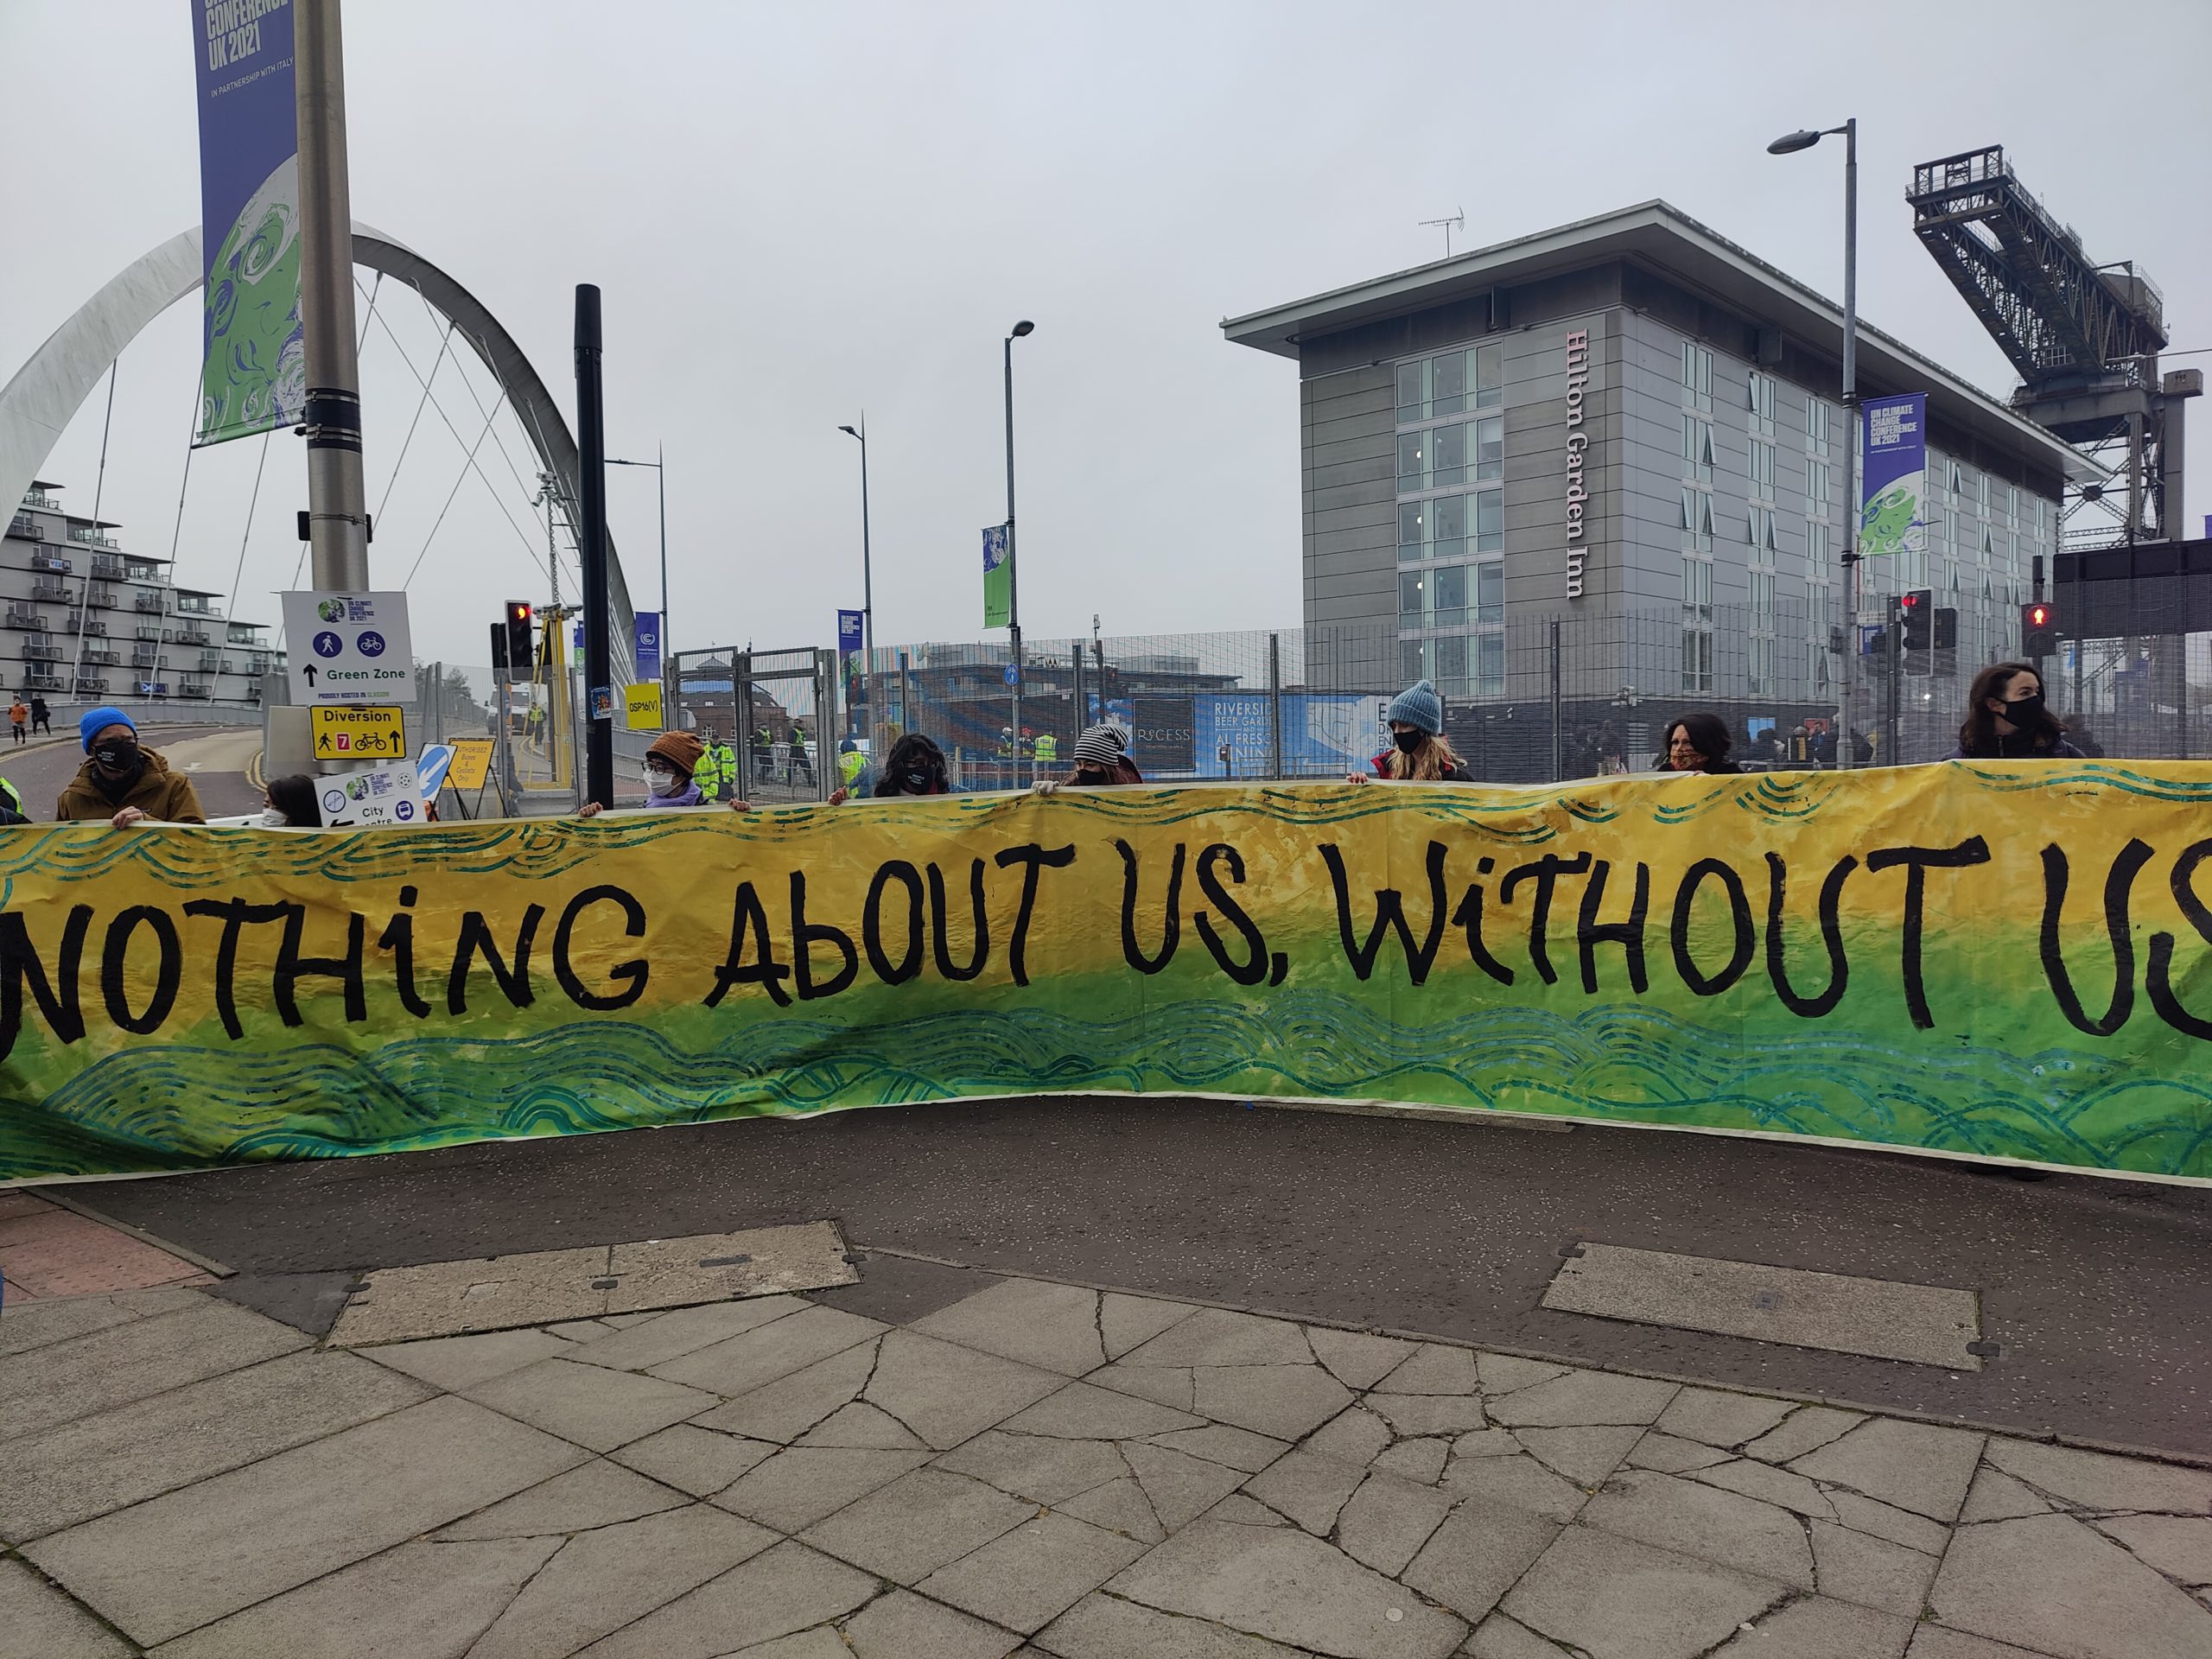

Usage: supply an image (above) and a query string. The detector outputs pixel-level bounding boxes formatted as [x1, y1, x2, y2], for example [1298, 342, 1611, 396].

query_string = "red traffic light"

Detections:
[2025, 602, 2053, 628]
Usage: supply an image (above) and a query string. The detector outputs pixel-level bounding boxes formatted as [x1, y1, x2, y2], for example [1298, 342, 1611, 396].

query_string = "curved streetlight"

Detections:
[838, 420, 871, 737]
[1769, 119, 1859, 765]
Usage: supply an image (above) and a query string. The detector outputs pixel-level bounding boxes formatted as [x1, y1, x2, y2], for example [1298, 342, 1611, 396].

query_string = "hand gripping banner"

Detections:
[3, 766, 2209, 1185]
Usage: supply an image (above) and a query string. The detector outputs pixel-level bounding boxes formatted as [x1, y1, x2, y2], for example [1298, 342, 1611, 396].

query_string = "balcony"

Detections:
[86, 585, 118, 609]
[29, 553, 69, 574]
[22, 490, 60, 511]
[65, 614, 107, 637]
[134, 624, 162, 641]
[126, 563, 160, 582]
[7, 514, 43, 541]
[24, 673, 61, 692]
[30, 581, 69, 604]
[73, 676, 108, 696]
[131, 647, 162, 668]
[90, 555, 125, 580]
[23, 644, 61, 661]
[196, 650, 222, 673]
[6, 609, 47, 630]
[180, 680, 213, 699]
[66, 527, 118, 550]
[172, 626, 212, 646]
[83, 648, 120, 667]
[134, 592, 166, 614]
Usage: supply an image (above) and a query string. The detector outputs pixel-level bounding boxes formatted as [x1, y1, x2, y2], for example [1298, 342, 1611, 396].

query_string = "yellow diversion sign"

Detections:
[310, 704, 408, 761]
[1, 764, 2209, 1184]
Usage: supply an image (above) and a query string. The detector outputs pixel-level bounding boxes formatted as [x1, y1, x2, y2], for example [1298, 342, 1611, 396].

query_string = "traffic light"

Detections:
[1934, 607, 1958, 651]
[504, 601, 534, 671]
[2021, 600, 2059, 657]
[1899, 588, 1934, 650]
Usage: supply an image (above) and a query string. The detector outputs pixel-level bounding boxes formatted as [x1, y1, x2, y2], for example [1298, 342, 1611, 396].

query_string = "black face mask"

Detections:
[93, 742, 141, 775]
[1074, 769, 1111, 786]
[1999, 693, 2046, 728]
[1392, 729, 1426, 754]
[901, 768, 932, 792]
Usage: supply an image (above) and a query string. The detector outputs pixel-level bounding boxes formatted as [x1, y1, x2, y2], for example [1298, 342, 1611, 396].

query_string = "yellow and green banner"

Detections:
[3, 765, 2210, 1185]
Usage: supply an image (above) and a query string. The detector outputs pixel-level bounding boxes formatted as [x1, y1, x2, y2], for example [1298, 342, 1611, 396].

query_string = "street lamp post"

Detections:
[1004, 320, 1034, 787]
[1769, 118, 1859, 767]
[607, 449, 668, 695]
[837, 421, 872, 736]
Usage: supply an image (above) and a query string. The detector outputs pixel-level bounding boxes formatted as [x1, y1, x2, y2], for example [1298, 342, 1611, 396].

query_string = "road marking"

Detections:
[1542, 1243, 1982, 1370]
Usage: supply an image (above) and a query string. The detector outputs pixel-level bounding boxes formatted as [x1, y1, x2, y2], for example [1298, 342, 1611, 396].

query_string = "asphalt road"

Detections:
[71, 1095, 2212, 1463]
[0, 724, 264, 821]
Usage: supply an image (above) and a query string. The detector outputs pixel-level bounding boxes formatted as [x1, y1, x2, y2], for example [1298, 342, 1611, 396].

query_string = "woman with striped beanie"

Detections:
[1036, 722, 1142, 793]
[1348, 679, 1471, 784]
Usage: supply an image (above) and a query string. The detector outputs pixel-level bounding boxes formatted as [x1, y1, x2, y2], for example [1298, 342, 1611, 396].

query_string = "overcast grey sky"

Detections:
[4, 0, 2207, 668]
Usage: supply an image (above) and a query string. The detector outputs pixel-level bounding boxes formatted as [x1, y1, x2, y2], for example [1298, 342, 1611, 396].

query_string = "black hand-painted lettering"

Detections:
[863, 861, 925, 986]
[1319, 841, 1450, 984]
[1866, 837, 1992, 1030]
[182, 898, 289, 1039]
[927, 860, 990, 982]
[995, 843, 1076, 988]
[99, 906, 181, 1036]
[552, 885, 650, 1012]
[1447, 873, 1516, 987]
[1497, 852, 1592, 986]
[2146, 838, 2212, 1040]
[447, 905, 545, 1014]
[1764, 852, 1856, 1019]
[2039, 840, 2152, 1037]
[789, 872, 857, 1001]
[374, 888, 432, 1019]
[1670, 858, 1754, 996]
[1115, 838, 1184, 975]
[274, 904, 365, 1027]
[0, 904, 91, 1060]
[705, 880, 792, 1007]
[1193, 843, 1268, 986]
[1577, 859, 1650, 995]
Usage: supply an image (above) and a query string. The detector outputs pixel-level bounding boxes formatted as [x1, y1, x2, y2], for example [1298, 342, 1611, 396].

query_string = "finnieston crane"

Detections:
[1909, 145, 2199, 550]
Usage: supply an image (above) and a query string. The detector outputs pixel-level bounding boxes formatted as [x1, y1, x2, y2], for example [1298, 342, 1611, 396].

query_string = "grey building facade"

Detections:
[6, 480, 277, 710]
[1225, 203, 2086, 741]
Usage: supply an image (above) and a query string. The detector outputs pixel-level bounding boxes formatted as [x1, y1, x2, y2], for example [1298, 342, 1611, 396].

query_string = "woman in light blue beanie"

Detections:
[1348, 679, 1471, 783]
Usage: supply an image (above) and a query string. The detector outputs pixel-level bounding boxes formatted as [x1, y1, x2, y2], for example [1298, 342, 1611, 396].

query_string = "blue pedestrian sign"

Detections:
[1003, 664, 1020, 688]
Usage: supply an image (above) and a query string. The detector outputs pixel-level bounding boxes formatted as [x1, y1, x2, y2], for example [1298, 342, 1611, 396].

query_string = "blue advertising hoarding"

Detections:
[1191, 692, 1393, 778]
[192, 0, 303, 447]
[1859, 393, 1928, 563]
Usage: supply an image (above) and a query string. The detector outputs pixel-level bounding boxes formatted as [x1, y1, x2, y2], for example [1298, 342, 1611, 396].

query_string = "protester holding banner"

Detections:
[54, 709, 206, 828]
[1038, 724, 1142, 793]
[1656, 713, 1744, 775]
[1348, 680, 1471, 784]
[872, 734, 953, 798]
[577, 731, 749, 817]
[259, 774, 321, 829]
[1953, 664, 2086, 760]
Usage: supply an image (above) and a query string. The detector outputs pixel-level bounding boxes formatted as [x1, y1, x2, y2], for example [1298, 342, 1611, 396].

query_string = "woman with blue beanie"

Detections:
[54, 707, 207, 827]
[1348, 679, 1471, 784]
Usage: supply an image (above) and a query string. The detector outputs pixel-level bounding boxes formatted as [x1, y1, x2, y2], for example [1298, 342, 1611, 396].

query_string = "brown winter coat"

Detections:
[54, 749, 207, 824]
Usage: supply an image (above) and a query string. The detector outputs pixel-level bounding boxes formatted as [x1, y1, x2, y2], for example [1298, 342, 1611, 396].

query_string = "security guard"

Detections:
[753, 725, 774, 783]
[1033, 732, 1059, 768]
[694, 730, 725, 804]
[715, 734, 740, 795]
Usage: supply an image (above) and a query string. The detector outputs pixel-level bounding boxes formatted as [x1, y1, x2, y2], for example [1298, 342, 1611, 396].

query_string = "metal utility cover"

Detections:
[1543, 1244, 1981, 1370]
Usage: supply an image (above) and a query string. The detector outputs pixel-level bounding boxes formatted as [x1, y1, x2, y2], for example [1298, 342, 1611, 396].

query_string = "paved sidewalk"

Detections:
[2, 1251, 2208, 1657]
[0, 1192, 215, 1306]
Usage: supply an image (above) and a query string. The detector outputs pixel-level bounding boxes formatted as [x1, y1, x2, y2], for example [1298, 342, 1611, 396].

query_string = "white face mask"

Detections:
[259, 807, 289, 828]
[643, 764, 683, 798]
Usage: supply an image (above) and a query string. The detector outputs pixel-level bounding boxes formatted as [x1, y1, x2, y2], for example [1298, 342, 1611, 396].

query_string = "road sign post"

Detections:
[280, 591, 416, 704]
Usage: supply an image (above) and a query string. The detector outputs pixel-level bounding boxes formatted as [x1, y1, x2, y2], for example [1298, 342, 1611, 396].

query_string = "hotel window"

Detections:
[1475, 416, 1503, 482]
[1748, 633, 1776, 697]
[1433, 634, 1471, 700]
[1681, 627, 1714, 695]
[1807, 459, 1832, 518]
[1808, 520, 1832, 583]
[1398, 418, 1503, 491]
[1477, 561, 1503, 625]
[1747, 371, 1777, 433]
[1946, 458, 1963, 498]
[1680, 486, 1716, 540]
[1749, 506, 1779, 552]
[1750, 438, 1777, 497]
[1433, 563, 1469, 626]
[1398, 570, 1427, 628]
[1682, 415, 1714, 486]
[1681, 343, 1713, 410]
[1396, 344, 1503, 423]
[1477, 632, 1504, 696]
[1806, 397, 1835, 448]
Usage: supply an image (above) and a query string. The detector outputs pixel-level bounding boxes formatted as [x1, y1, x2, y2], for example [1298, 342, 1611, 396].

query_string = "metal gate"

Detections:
[671, 645, 833, 804]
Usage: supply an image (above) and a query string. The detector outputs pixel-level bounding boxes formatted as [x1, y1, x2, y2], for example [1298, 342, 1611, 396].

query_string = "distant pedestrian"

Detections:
[55, 708, 206, 828]
[29, 697, 50, 736]
[257, 773, 321, 829]
[1952, 662, 2085, 760]
[7, 699, 24, 747]
[1785, 723, 1815, 767]
[787, 725, 815, 786]
[1656, 712, 1743, 775]
[1037, 723, 1141, 793]
[1348, 679, 1471, 783]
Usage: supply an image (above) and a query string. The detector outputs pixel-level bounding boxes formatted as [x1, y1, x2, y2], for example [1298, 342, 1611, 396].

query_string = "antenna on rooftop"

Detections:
[1419, 208, 1466, 257]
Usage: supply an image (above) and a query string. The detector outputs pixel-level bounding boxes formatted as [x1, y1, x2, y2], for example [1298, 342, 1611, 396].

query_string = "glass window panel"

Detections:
[1396, 362, 1424, 420]
[1477, 632, 1504, 693]
[1475, 489, 1503, 552]
[1432, 350, 1468, 416]
[1396, 432, 1426, 490]
[1401, 639, 1428, 685]
[1399, 501, 1426, 563]
[1476, 343, 1503, 409]
[1433, 563, 1468, 626]
[1434, 633, 1471, 697]
[1432, 493, 1468, 559]
[1474, 416, 1502, 483]
[1477, 561, 1503, 624]
[1432, 423, 1469, 487]
[1399, 570, 1426, 623]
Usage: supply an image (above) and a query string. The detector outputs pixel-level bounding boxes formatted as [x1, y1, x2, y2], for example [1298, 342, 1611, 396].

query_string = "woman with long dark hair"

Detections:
[1654, 712, 1744, 775]
[1953, 662, 2085, 760]
[874, 733, 954, 797]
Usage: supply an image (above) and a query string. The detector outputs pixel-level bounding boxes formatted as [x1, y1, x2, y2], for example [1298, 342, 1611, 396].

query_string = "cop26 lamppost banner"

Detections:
[191, 0, 305, 448]
[2, 766, 2210, 1186]
[982, 524, 1012, 629]
[1860, 393, 1929, 563]
[836, 609, 865, 723]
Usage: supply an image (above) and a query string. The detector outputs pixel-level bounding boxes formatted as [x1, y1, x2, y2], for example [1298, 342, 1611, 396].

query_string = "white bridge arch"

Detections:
[0, 224, 640, 676]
